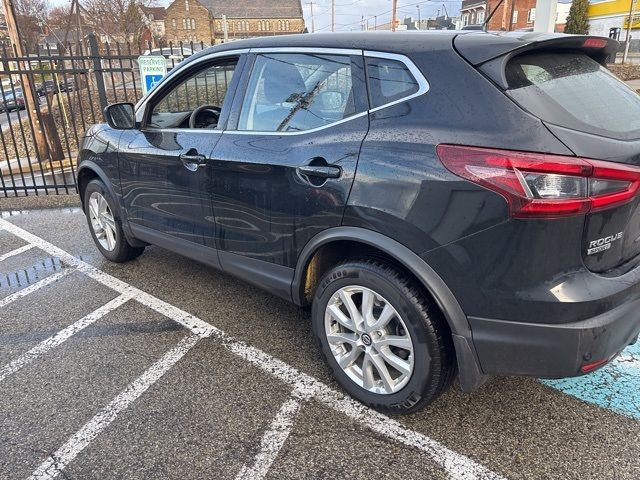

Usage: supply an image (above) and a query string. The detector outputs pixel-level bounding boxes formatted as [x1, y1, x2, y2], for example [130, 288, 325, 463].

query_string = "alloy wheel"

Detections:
[324, 285, 415, 395]
[88, 191, 117, 251]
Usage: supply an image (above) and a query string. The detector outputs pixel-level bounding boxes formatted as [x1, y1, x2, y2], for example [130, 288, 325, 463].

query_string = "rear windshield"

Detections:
[505, 52, 640, 140]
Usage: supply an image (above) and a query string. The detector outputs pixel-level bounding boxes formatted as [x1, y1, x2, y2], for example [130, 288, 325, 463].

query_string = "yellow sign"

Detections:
[623, 13, 640, 29]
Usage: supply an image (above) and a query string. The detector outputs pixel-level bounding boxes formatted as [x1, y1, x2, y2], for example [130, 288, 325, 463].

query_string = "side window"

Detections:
[366, 57, 420, 109]
[237, 53, 356, 132]
[148, 60, 237, 129]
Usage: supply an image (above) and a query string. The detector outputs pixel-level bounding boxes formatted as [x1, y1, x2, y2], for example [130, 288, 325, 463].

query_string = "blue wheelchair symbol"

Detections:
[144, 75, 164, 93]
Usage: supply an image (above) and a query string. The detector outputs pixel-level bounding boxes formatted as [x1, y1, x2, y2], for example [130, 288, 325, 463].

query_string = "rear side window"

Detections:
[238, 53, 356, 132]
[366, 57, 419, 108]
[506, 53, 640, 140]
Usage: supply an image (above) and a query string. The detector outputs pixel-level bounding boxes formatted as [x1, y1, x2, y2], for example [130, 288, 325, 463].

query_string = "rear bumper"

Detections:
[469, 297, 640, 377]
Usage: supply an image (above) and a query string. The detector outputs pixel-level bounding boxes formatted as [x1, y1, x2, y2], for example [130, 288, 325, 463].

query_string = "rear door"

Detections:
[208, 49, 369, 295]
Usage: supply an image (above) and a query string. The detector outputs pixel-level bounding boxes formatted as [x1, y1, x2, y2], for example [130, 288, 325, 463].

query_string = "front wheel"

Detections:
[312, 259, 455, 414]
[84, 179, 145, 263]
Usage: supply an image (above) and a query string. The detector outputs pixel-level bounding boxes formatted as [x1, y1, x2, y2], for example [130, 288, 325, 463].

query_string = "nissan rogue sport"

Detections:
[77, 31, 640, 413]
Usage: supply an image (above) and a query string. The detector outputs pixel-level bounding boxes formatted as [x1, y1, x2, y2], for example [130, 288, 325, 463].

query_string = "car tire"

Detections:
[83, 179, 145, 263]
[312, 259, 456, 414]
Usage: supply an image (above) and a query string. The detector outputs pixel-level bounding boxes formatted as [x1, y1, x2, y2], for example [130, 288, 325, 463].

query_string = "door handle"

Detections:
[297, 165, 342, 179]
[179, 150, 207, 172]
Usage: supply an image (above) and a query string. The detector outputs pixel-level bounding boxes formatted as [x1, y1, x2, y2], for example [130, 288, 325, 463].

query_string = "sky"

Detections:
[300, 0, 461, 32]
[42, 0, 462, 31]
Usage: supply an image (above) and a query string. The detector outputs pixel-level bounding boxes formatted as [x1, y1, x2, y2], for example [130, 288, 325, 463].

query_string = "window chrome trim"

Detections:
[364, 50, 430, 113]
[223, 48, 429, 136]
[134, 47, 429, 136]
[222, 111, 369, 136]
[134, 48, 250, 120]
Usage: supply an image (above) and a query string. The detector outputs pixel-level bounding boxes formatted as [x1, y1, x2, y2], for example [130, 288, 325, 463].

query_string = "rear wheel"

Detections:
[84, 179, 145, 263]
[312, 259, 455, 414]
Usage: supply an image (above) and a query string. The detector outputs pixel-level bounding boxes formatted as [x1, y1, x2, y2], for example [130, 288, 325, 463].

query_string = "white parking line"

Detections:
[0, 269, 72, 309]
[0, 244, 34, 262]
[0, 218, 506, 480]
[0, 293, 133, 383]
[235, 386, 316, 480]
[27, 333, 204, 480]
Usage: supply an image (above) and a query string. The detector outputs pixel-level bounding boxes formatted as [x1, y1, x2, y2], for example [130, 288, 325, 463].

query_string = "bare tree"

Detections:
[48, 5, 75, 30]
[12, 0, 49, 48]
[81, 0, 156, 44]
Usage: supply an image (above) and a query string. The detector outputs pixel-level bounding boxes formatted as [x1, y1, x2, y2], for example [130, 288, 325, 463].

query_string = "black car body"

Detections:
[77, 31, 640, 412]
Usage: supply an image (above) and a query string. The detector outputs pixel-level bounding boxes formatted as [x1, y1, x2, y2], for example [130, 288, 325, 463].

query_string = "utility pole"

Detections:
[623, 0, 637, 64]
[332, 0, 336, 32]
[1, 0, 63, 162]
[375, 15, 378, 30]
[309, 1, 315, 33]
[417, 5, 421, 29]
[392, 0, 398, 31]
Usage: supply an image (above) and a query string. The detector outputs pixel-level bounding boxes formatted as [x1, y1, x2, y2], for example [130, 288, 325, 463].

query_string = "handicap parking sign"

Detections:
[138, 56, 167, 95]
[144, 74, 164, 93]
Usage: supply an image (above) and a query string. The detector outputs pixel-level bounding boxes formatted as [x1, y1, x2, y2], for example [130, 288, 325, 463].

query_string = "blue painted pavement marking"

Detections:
[541, 339, 640, 420]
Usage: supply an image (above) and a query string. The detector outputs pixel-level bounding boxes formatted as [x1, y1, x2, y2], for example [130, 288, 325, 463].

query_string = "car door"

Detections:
[207, 49, 369, 297]
[119, 53, 245, 253]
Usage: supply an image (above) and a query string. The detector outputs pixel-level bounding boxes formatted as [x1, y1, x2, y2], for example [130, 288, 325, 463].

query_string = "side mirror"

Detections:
[104, 103, 135, 130]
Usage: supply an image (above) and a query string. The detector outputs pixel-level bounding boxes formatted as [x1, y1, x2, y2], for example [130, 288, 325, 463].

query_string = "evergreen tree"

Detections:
[564, 0, 591, 35]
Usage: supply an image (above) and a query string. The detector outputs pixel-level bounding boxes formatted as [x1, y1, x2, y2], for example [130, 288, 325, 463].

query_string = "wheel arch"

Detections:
[77, 161, 145, 248]
[77, 162, 116, 212]
[292, 226, 487, 391]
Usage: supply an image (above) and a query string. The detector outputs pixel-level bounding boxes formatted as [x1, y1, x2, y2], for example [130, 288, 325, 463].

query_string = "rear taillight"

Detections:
[436, 145, 640, 218]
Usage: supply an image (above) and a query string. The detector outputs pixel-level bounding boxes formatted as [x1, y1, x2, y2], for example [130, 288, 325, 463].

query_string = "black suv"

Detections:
[78, 32, 640, 413]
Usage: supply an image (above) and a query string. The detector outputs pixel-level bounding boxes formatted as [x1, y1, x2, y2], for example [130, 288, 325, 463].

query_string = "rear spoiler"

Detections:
[454, 32, 619, 66]
[454, 33, 620, 89]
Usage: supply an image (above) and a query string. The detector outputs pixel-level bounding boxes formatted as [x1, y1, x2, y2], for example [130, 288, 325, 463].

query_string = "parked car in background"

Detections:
[77, 31, 640, 414]
[0, 88, 25, 112]
[35, 80, 57, 96]
[34, 79, 76, 96]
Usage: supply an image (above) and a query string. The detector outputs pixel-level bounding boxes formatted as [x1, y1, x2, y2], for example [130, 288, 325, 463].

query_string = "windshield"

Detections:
[505, 52, 640, 140]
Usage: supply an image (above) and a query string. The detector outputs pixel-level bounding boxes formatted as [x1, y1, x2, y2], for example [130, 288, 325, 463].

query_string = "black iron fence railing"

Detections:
[0, 32, 203, 197]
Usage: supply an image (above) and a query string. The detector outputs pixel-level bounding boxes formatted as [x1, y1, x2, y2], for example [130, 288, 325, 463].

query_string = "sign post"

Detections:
[138, 56, 167, 96]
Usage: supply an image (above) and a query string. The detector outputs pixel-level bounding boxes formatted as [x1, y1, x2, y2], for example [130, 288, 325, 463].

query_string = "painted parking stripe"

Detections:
[541, 338, 640, 420]
[0, 293, 133, 383]
[235, 386, 315, 480]
[0, 244, 34, 262]
[0, 219, 215, 338]
[0, 218, 505, 480]
[0, 268, 72, 309]
[28, 333, 203, 480]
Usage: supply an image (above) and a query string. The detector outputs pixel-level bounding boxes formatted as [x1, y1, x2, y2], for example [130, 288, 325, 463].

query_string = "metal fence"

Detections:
[0, 33, 201, 197]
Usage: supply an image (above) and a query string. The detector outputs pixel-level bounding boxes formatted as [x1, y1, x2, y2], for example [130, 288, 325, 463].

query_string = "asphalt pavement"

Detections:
[0, 198, 638, 480]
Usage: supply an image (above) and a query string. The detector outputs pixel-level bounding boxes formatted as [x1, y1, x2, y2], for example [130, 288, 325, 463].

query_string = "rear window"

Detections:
[505, 52, 640, 140]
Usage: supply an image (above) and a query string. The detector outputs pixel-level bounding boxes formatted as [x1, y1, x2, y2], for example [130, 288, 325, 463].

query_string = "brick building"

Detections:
[164, 0, 305, 45]
[485, 0, 570, 31]
[460, 0, 486, 27]
[140, 6, 167, 40]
